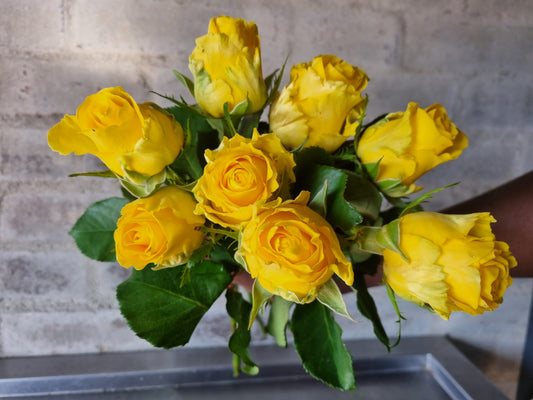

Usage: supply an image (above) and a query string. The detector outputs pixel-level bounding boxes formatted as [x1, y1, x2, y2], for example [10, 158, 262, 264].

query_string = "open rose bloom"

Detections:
[382, 212, 516, 320]
[193, 131, 295, 228]
[238, 192, 354, 303]
[114, 186, 205, 269]
[48, 87, 184, 180]
[270, 55, 368, 152]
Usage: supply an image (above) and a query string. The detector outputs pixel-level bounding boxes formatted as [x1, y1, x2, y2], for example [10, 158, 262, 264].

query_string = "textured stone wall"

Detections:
[0, 1, 532, 396]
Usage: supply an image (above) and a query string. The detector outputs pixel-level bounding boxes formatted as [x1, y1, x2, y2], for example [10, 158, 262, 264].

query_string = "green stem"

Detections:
[231, 318, 240, 377]
[223, 103, 239, 138]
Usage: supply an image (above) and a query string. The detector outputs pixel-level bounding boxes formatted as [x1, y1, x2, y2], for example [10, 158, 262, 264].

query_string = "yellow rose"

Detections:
[357, 103, 468, 197]
[269, 55, 369, 153]
[382, 211, 516, 320]
[193, 130, 295, 228]
[48, 87, 184, 178]
[238, 192, 354, 303]
[114, 186, 205, 270]
[189, 16, 267, 118]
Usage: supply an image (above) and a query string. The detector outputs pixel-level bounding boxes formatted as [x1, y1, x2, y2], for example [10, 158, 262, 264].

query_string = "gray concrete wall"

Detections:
[1, 1, 532, 398]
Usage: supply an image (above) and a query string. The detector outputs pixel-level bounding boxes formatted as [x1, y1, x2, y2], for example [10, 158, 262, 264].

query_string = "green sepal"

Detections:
[226, 288, 260, 376]
[173, 69, 195, 97]
[233, 251, 246, 272]
[68, 170, 116, 178]
[354, 226, 384, 255]
[362, 160, 381, 181]
[266, 296, 292, 347]
[356, 221, 406, 259]
[316, 279, 354, 321]
[400, 182, 459, 217]
[230, 97, 252, 117]
[116, 261, 232, 349]
[291, 301, 355, 390]
[263, 59, 286, 109]
[346, 238, 374, 264]
[119, 169, 166, 198]
[120, 186, 138, 202]
[385, 282, 406, 347]
[360, 158, 414, 199]
[249, 280, 272, 329]
[351, 95, 369, 144]
[376, 219, 407, 260]
[151, 91, 204, 116]
[376, 177, 412, 198]
[164, 168, 197, 192]
[151, 262, 180, 271]
[69, 197, 130, 262]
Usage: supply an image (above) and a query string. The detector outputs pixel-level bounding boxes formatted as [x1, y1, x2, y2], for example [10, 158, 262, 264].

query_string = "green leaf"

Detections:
[307, 179, 328, 218]
[179, 241, 216, 287]
[291, 301, 355, 390]
[293, 146, 334, 175]
[69, 197, 129, 262]
[226, 288, 260, 375]
[316, 279, 353, 321]
[267, 296, 292, 347]
[352, 272, 392, 351]
[116, 261, 232, 348]
[209, 242, 242, 273]
[344, 171, 382, 224]
[237, 110, 262, 139]
[206, 118, 226, 140]
[295, 164, 362, 232]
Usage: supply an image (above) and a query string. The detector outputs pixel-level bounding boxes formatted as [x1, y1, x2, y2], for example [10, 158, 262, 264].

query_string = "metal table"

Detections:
[0, 336, 508, 399]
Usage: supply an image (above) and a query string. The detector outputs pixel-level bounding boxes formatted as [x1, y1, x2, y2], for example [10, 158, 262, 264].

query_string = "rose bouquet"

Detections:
[48, 16, 516, 390]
